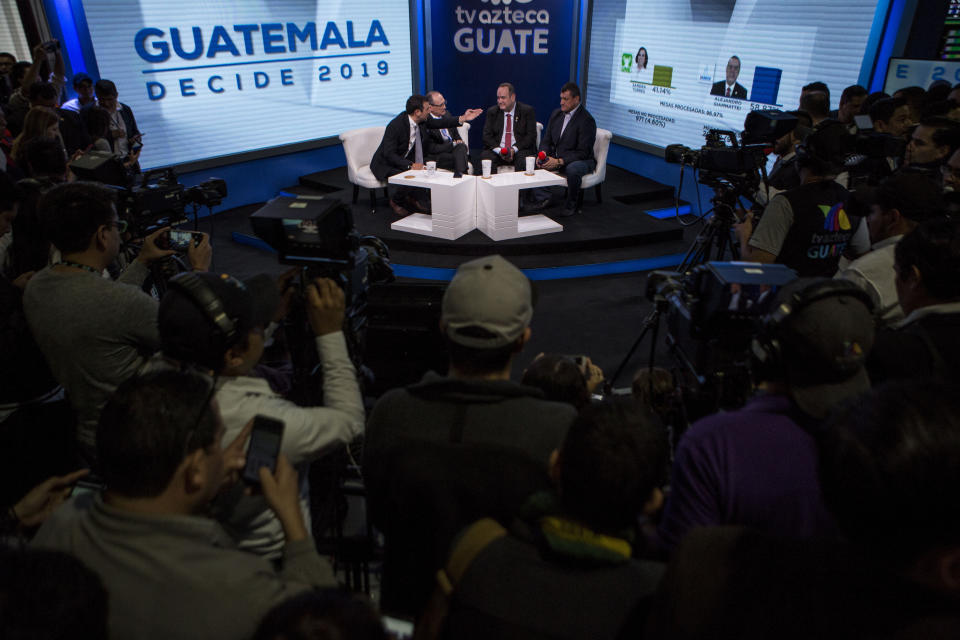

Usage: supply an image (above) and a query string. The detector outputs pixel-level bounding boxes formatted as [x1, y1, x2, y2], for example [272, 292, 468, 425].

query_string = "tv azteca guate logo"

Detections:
[453, 0, 551, 55]
[130, 20, 394, 101]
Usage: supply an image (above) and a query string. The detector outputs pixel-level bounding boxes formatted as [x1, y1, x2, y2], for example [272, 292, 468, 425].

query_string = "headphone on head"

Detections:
[750, 278, 874, 381]
[167, 272, 240, 347]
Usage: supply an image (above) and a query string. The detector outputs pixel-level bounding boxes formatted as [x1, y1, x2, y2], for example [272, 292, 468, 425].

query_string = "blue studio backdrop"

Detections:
[427, 0, 580, 149]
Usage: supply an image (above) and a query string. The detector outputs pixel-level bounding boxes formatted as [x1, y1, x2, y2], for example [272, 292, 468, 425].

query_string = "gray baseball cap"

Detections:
[442, 255, 533, 348]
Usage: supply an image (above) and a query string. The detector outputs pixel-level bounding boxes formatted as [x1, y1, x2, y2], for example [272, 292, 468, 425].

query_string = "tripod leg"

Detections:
[607, 307, 665, 391]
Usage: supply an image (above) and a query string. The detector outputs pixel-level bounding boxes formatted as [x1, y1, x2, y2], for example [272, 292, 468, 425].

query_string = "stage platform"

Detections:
[277, 165, 691, 270]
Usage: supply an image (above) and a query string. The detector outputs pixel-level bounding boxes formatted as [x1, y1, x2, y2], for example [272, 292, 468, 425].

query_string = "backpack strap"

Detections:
[415, 518, 507, 639]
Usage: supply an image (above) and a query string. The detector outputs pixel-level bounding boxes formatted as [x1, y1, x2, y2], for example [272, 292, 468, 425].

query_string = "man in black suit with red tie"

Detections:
[370, 94, 480, 216]
[526, 82, 596, 217]
[481, 82, 537, 172]
[711, 56, 747, 99]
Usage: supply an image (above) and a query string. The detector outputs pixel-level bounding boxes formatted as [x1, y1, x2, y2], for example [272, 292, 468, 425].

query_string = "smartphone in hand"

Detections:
[242, 416, 284, 485]
[167, 230, 201, 251]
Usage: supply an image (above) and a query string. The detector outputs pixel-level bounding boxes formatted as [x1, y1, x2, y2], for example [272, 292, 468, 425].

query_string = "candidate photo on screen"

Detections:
[711, 55, 747, 99]
[634, 46, 651, 81]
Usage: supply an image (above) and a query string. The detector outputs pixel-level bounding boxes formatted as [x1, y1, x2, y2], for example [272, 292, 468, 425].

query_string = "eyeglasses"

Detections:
[110, 220, 129, 233]
[431, 101, 447, 107]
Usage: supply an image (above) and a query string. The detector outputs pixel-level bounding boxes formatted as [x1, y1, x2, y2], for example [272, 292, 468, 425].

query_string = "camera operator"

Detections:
[763, 110, 813, 195]
[656, 278, 875, 552]
[736, 123, 869, 277]
[22, 181, 211, 462]
[156, 271, 364, 559]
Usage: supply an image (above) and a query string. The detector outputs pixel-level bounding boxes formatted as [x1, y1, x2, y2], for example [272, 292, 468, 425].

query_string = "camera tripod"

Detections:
[676, 185, 743, 273]
[606, 185, 748, 392]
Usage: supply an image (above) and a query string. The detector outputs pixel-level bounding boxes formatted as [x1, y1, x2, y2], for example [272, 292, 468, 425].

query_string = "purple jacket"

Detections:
[657, 393, 838, 551]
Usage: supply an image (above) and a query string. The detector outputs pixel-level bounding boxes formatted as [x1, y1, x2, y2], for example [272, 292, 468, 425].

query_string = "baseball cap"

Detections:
[159, 272, 280, 369]
[771, 279, 876, 419]
[442, 255, 532, 348]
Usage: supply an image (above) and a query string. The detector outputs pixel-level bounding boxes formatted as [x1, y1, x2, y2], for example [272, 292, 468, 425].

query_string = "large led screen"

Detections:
[81, 0, 413, 169]
[585, 0, 882, 152]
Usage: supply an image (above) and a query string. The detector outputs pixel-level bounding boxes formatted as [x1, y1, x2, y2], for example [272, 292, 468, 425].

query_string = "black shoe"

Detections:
[388, 199, 410, 217]
[453, 171, 463, 179]
[556, 203, 579, 217]
[525, 198, 550, 212]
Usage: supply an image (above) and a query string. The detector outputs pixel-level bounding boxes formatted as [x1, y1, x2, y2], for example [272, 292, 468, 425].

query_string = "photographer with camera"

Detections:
[4, 42, 65, 137]
[22, 181, 211, 462]
[656, 278, 876, 552]
[735, 123, 869, 277]
[764, 110, 813, 194]
[157, 270, 364, 559]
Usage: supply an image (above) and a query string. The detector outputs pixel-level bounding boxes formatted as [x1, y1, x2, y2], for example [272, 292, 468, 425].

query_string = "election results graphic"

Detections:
[82, 0, 413, 169]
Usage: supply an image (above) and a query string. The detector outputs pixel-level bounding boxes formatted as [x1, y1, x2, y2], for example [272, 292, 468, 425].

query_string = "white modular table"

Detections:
[388, 170, 477, 240]
[475, 169, 566, 241]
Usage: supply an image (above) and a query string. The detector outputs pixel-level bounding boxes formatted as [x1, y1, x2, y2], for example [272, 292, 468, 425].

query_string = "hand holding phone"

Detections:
[167, 230, 202, 251]
[242, 416, 284, 485]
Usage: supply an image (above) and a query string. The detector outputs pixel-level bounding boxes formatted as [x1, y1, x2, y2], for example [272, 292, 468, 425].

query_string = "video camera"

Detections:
[843, 118, 909, 190]
[646, 262, 797, 414]
[664, 110, 799, 194]
[70, 151, 227, 237]
[250, 196, 395, 401]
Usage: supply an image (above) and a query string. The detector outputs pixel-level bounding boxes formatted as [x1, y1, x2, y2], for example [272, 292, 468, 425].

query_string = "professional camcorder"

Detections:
[646, 262, 797, 415]
[251, 196, 395, 402]
[664, 110, 799, 192]
[70, 151, 227, 236]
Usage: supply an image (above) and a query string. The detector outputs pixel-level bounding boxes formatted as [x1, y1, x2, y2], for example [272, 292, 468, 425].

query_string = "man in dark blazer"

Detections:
[424, 90, 468, 177]
[481, 83, 537, 172]
[710, 56, 747, 99]
[95, 79, 142, 169]
[371, 95, 480, 216]
[527, 82, 596, 217]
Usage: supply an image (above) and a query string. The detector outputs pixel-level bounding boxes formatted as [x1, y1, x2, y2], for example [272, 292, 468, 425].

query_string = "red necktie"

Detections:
[725, 88, 731, 97]
[505, 113, 512, 149]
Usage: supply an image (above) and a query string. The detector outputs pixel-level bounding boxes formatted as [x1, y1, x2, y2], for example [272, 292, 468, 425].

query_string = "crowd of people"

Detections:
[1, 52, 959, 640]
[0, 44, 141, 181]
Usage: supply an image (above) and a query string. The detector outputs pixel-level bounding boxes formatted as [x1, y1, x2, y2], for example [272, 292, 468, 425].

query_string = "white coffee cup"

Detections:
[426, 160, 437, 176]
[525, 156, 535, 175]
[482, 159, 492, 178]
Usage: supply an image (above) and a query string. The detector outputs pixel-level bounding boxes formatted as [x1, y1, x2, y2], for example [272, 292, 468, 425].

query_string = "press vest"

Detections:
[778, 181, 855, 277]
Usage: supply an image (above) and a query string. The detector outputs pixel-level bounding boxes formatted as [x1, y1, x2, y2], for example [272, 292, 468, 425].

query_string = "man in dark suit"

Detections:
[424, 90, 468, 177]
[710, 56, 747, 99]
[481, 83, 537, 172]
[371, 94, 480, 216]
[95, 79, 142, 169]
[526, 82, 597, 217]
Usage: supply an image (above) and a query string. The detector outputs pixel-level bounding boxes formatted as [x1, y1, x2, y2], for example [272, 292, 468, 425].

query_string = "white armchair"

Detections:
[573, 128, 613, 207]
[339, 126, 388, 211]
